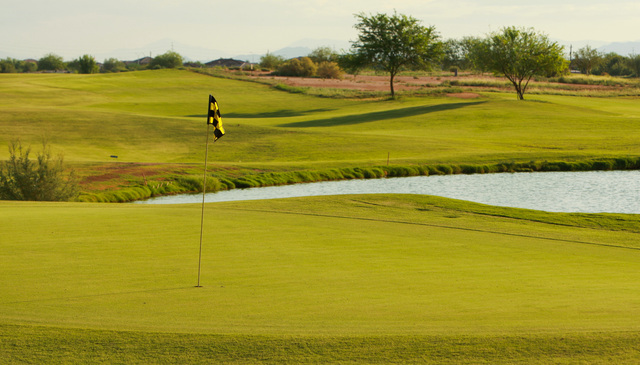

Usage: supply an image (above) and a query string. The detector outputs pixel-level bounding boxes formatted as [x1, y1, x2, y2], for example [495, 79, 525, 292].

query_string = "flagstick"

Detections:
[197, 123, 211, 287]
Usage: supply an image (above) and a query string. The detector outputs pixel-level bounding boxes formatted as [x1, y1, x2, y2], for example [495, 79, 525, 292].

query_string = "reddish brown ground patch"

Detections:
[249, 73, 457, 92]
[246, 72, 621, 94]
[78, 163, 191, 191]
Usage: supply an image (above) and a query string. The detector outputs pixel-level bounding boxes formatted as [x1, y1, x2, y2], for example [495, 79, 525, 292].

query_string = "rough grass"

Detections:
[4, 324, 640, 364]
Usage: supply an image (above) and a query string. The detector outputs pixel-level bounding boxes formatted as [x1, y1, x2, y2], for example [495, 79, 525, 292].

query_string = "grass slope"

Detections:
[2, 195, 640, 362]
[1, 70, 640, 167]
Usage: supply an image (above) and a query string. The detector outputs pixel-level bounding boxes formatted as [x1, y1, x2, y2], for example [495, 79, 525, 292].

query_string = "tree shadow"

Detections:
[278, 101, 486, 128]
[186, 108, 335, 119]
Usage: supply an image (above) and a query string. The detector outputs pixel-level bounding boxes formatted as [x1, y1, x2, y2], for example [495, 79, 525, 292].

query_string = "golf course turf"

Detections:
[3, 195, 640, 362]
[2, 70, 640, 363]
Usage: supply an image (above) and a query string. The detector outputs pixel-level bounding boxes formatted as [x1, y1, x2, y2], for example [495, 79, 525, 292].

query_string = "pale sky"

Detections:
[2, 0, 639, 61]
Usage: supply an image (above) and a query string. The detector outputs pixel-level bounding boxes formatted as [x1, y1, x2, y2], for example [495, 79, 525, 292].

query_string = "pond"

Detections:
[135, 170, 640, 214]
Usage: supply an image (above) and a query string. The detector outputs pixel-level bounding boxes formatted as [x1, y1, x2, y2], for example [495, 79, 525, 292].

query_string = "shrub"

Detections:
[276, 57, 317, 77]
[317, 61, 343, 79]
[0, 140, 79, 201]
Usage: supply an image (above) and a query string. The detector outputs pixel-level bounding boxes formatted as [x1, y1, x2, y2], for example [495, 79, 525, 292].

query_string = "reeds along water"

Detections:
[137, 169, 640, 214]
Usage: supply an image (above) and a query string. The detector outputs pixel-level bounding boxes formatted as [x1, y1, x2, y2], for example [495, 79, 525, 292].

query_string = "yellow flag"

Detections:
[207, 94, 225, 141]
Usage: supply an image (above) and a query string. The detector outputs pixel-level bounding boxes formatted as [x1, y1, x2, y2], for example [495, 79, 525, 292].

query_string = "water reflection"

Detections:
[136, 170, 640, 214]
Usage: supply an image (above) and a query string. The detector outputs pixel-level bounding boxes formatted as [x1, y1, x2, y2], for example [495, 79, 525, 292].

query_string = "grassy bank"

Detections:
[2, 194, 640, 362]
[77, 156, 640, 202]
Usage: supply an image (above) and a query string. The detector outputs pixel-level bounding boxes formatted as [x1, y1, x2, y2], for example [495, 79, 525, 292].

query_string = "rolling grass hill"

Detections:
[1, 69, 640, 167]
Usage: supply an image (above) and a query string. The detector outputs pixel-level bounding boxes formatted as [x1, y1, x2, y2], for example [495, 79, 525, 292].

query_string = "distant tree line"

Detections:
[570, 45, 640, 77]
[3, 36, 639, 80]
[0, 51, 184, 74]
[3, 11, 640, 98]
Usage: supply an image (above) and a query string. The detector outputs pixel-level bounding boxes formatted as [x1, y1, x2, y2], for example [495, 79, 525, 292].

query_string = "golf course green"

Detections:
[1, 69, 640, 363]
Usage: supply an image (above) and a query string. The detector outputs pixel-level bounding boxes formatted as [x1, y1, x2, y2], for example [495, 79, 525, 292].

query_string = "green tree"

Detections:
[572, 45, 602, 75]
[442, 36, 483, 72]
[0, 140, 79, 201]
[22, 60, 37, 72]
[595, 52, 631, 76]
[37, 53, 66, 71]
[441, 39, 462, 71]
[308, 46, 339, 64]
[149, 51, 183, 69]
[69, 54, 99, 74]
[337, 52, 366, 79]
[102, 58, 126, 73]
[0, 58, 17, 73]
[628, 54, 640, 78]
[477, 26, 566, 100]
[459, 36, 487, 73]
[259, 52, 285, 70]
[349, 11, 443, 96]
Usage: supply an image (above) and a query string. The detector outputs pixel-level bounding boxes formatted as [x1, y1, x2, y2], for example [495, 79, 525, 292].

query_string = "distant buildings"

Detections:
[123, 56, 152, 66]
[205, 58, 250, 68]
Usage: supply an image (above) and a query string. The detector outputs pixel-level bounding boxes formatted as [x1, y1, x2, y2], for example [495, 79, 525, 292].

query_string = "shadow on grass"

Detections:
[279, 101, 486, 128]
[187, 108, 335, 119]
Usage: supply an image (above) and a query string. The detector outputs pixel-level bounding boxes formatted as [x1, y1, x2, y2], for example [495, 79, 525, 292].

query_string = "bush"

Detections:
[0, 140, 78, 201]
[317, 61, 343, 79]
[276, 57, 317, 77]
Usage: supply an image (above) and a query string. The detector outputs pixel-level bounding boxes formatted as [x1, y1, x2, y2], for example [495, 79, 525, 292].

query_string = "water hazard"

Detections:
[136, 170, 640, 214]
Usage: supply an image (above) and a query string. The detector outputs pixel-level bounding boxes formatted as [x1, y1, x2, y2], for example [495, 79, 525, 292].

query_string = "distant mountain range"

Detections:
[557, 40, 640, 57]
[598, 41, 640, 56]
[132, 39, 640, 63]
[117, 39, 640, 63]
[166, 38, 352, 63]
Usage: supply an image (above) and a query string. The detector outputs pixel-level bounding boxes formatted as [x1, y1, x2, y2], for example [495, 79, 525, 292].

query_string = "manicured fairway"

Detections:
[1, 70, 640, 168]
[2, 195, 640, 362]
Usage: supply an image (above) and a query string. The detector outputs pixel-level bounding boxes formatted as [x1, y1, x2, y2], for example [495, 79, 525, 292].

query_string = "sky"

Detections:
[2, 0, 639, 61]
